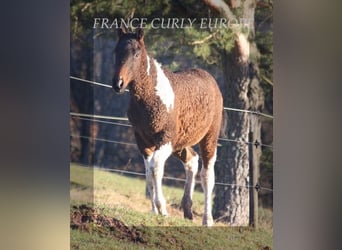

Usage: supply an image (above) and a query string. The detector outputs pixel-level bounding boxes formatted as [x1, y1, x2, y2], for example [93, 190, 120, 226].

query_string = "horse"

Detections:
[112, 27, 223, 226]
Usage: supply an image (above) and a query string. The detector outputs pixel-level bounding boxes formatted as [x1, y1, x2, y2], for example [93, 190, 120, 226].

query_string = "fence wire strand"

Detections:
[70, 76, 129, 91]
[70, 76, 273, 119]
[71, 115, 132, 127]
[70, 112, 273, 149]
[76, 165, 273, 193]
[71, 134, 137, 147]
[223, 107, 273, 119]
[70, 76, 112, 88]
[70, 112, 129, 121]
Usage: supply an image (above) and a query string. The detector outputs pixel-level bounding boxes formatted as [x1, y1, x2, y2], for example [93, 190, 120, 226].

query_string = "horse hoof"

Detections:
[183, 209, 193, 220]
[184, 212, 193, 220]
[151, 209, 158, 214]
[181, 197, 193, 220]
[156, 205, 168, 217]
[156, 209, 168, 217]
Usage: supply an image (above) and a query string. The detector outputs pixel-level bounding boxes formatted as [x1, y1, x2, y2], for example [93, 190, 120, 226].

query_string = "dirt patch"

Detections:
[70, 204, 146, 244]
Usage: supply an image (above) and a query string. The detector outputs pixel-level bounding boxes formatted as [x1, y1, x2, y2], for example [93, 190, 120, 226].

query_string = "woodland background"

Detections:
[70, 0, 273, 215]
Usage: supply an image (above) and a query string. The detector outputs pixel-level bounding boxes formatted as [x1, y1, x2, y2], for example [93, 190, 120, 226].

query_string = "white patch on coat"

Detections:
[153, 142, 173, 165]
[153, 59, 175, 112]
[183, 153, 199, 199]
[144, 142, 173, 216]
[207, 149, 217, 170]
[200, 149, 217, 226]
[144, 154, 158, 213]
[146, 55, 151, 76]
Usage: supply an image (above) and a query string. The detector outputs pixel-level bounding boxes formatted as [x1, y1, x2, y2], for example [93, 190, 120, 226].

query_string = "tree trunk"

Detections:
[213, 48, 249, 226]
[206, 0, 264, 226]
[70, 32, 95, 166]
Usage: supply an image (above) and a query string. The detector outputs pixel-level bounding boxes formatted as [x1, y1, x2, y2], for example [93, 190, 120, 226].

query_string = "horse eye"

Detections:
[134, 51, 141, 58]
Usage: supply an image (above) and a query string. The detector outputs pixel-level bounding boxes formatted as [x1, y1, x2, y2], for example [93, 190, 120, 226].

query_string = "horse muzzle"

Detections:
[112, 77, 125, 94]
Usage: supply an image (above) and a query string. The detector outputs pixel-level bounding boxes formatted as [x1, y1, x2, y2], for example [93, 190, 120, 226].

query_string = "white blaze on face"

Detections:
[153, 59, 174, 112]
[146, 55, 151, 76]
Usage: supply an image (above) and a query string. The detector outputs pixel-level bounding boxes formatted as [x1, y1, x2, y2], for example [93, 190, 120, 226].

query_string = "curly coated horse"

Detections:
[112, 28, 223, 226]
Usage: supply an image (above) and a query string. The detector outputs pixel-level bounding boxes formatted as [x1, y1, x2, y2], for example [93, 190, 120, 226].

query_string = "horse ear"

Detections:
[136, 28, 144, 41]
[118, 26, 127, 37]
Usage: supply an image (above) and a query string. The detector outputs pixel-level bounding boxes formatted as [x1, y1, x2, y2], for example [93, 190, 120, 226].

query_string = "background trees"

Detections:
[70, 0, 273, 225]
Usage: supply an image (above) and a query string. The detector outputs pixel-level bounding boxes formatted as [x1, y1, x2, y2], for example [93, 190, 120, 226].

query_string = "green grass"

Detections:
[70, 163, 273, 249]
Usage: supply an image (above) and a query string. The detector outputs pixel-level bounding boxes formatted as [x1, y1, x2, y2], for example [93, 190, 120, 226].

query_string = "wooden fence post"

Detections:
[249, 129, 259, 228]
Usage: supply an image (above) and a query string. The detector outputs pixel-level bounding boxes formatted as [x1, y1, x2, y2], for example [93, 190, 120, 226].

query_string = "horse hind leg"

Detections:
[199, 134, 219, 227]
[173, 147, 199, 220]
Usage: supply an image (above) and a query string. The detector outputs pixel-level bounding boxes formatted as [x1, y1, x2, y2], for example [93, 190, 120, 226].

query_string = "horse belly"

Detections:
[173, 113, 212, 149]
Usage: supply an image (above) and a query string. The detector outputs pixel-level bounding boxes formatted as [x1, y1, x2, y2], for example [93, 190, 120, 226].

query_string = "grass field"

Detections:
[70, 163, 273, 249]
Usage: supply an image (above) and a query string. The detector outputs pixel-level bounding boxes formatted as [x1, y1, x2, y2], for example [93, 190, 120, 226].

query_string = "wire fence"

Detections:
[70, 76, 274, 119]
[72, 116, 132, 127]
[70, 76, 273, 193]
[70, 132, 273, 192]
[71, 134, 137, 147]
[76, 161, 273, 193]
[70, 129, 273, 193]
[70, 111, 273, 149]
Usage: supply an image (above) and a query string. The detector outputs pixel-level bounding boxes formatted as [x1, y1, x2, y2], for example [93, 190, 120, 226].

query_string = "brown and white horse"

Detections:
[112, 28, 223, 226]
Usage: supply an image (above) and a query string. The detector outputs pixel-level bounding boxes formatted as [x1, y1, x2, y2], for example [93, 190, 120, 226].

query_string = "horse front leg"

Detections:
[182, 155, 198, 219]
[146, 142, 172, 216]
[144, 156, 158, 214]
[137, 134, 159, 214]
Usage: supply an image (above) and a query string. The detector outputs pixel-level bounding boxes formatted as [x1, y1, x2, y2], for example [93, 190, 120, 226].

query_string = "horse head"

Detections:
[112, 27, 145, 93]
